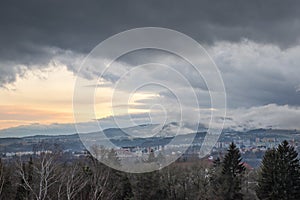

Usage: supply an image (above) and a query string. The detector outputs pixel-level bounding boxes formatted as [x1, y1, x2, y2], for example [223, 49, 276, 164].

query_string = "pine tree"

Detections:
[213, 157, 221, 168]
[256, 148, 279, 199]
[0, 159, 13, 200]
[221, 142, 246, 200]
[210, 157, 223, 198]
[15, 162, 27, 200]
[257, 140, 300, 200]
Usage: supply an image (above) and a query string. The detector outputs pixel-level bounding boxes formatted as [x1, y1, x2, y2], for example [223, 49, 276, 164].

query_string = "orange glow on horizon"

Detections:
[0, 66, 77, 130]
[0, 65, 157, 130]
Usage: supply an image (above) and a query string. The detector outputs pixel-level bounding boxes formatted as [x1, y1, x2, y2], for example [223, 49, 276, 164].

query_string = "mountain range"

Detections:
[0, 123, 299, 154]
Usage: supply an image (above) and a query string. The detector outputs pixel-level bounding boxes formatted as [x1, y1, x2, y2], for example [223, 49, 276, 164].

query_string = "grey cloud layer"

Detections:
[86, 44, 300, 108]
[1, 0, 300, 133]
[1, 0, 300, 86]
[210, 41, 300, 107]
[2, 103, 300, 137]
[1, 0, 300, 61]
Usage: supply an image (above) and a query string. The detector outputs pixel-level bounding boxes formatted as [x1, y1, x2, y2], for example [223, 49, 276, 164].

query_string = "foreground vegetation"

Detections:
[0, 141, 299, 200]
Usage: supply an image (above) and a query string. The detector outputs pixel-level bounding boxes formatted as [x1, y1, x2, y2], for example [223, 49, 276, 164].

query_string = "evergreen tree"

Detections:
[257, 140, 300, 200]
[0, 159, 13, 200]
[15, 163, 27, 200]
[221, 142, 246, 200]
[210, 157, 223, 198]
[213, 157, 221, 167]
[256, 148, 279, 199]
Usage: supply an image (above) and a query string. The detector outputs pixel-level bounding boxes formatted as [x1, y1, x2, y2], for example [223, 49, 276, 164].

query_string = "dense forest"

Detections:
[0, 141, 299, 200]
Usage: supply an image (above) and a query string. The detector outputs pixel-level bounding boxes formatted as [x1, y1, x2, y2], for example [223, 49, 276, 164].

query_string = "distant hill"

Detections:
[0, 123, 299, 154]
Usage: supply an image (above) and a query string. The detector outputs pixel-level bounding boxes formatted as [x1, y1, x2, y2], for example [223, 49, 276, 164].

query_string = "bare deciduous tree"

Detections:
[87, 146, 120, 200]
[63, 163, 88, 200]
[16, 154, 60, 200]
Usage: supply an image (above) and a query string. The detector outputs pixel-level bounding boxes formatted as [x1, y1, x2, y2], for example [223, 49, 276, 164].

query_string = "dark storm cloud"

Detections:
[1, 0, 300, 62]
[1, 0, 300, 109]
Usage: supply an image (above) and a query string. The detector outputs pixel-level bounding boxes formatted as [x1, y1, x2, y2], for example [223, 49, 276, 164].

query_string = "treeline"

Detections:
[0, 140, 299, 200]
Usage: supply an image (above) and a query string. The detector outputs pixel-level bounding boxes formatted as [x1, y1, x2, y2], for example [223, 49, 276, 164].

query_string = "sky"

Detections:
[1, 0, 300, 137]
